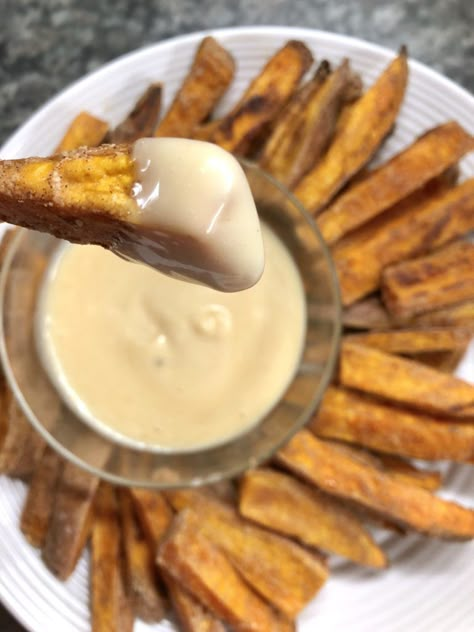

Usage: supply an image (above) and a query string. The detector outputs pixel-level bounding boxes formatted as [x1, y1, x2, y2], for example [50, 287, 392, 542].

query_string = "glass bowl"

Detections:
[0, 160, 341, 488]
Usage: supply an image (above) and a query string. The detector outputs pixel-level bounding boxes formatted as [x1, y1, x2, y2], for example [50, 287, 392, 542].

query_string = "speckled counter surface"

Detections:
[0, 0, 473, 629]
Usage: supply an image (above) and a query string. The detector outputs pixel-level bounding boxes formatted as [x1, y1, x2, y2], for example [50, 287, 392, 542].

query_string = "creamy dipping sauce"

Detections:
[37, 225, 306, 451]
[115, 138, 264, 293]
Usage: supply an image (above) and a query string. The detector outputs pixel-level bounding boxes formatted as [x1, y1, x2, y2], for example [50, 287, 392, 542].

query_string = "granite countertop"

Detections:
[0, 0, 473, 630]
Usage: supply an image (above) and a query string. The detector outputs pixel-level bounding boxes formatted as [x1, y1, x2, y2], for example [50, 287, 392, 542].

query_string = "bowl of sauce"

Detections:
[0, 160, 341, 487]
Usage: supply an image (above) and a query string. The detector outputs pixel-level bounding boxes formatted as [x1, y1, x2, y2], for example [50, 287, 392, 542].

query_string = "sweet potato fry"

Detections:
[317, 122, 474, 244]
[342, 295, 393, 330]
[91, 484, 133, 632]
[109, 83, 162, 143]
[166, 489, 327, 619]
[333, 173, 474, 305]
[375, 454, 442, 491]
[382, 240, 474, 319]
[55, 111, 109, 153]
[0, 384, 46, 479]
[259, 60, 331, 185]
[293, 48, 408, 214]
[415, 348, 467, 373]
[239, 468, 387, 568]
[260, 59, 361, 188]
[311, 385, 474, 462]
[118, 489, 166, 622]
[211, 40, 313, 155]
[42, 461, 99, 580]
[129, 488, 173, 549]
[412, 299, 474, 330]
[155, 37, 235, 138]
[276, 430, 474, 539]
[165, 576, 226, 632]
[20, 446, 63, 547]
[158, 509, 294, 631]
[345, 327, 472, 355]
[339, 340, 474, 417]
[322, 439, 442, 491]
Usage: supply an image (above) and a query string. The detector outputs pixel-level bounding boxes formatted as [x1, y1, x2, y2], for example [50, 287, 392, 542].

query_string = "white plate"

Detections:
[1, 25, 474, 632]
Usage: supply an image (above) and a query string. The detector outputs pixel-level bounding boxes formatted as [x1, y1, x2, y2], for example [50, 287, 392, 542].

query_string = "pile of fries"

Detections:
[1, 36, 474, 631]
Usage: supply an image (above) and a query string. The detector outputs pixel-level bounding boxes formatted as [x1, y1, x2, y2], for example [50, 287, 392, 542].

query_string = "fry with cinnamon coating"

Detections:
[109, 83, 162, 143]
[239, 468, 387, 568]
[339, 340, 474, 417]
[345, 327, 472, 354]
[119, 489, 166, 622]
[261, 59, 361, 188]
[293, 48, 408, 214]
[382, 240, 474, 319]
[334, 174, 474, 305]
[91, 484, 133, 632]
[165, 576, 226, 632]
[311, 385, 474, 461]
[277, 430, 474, 540]
[317, 122, 473, 244]
[158, 509, 295, 631]
[55, 111, 109, 153]
[155, 37, 235, 138]
[42, 461, 99, 580]
[129, 489, 173, 550]
[166, 488, 327, 619]
[211, 40, 313, 155]
[20, 447, 63, 547]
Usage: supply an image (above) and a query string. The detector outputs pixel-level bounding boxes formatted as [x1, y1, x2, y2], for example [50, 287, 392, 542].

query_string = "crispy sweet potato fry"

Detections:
[339, 340, 474, 417]
[129, 489, 173, 549]
[20, 446, 63, 547]
[333, 173, 474, 305]
[165, 575, 226, 632]
[345, 327, 472, 355]
[0, 384, 46, 479]
[119, 489, 166, 622]
[412, 300, 474, 330]
[375, 454, 442, 491]
[91, 484, 133, 632]
[166, 489, 327, 619]
[285, 61, 362, 187]
[260, 59, 361, 188]
[277, 430, 474, 539]
[311, 385, 474, 461]
[382, 240, 474, 319]
[42, 461, 99, 580]
[155, 37, 235, 138]
[415, 348, 467, 373]
[158, 509, 294, 632]
[109, 83, 162, 143]
[239, 468, 387, 568]
[294, 48, 408, 214]
[259, 61, 331, 185]
[322, 439, 442, 491]
[317, 122, 474, 244]
[211, 40, 313, 155]
[55, 111, 109, 153]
